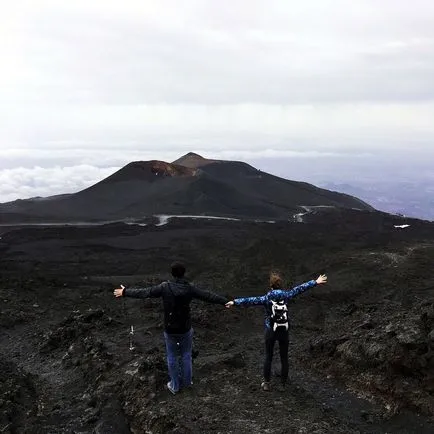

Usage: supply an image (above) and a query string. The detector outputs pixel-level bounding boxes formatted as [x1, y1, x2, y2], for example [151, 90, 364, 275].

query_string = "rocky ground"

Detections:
[1, 211, 434, 433]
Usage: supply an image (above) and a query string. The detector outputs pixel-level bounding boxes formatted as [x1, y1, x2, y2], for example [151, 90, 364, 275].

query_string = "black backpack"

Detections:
[270, 299, 289, 331]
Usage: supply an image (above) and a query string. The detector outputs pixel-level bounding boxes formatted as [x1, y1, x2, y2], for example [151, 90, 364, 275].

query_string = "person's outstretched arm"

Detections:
[226, 294, 267, 308]
[191, 285, 228, 305]
[113, 283, 165, 299]
[277, 274, 327, 301]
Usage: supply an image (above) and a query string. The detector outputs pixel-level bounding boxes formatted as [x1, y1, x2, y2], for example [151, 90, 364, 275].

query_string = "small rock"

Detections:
[396, 327, 425, 347]
[363, 342, 387, 364]
[385, 323, 395, 335]
[336, 340, 364, 364]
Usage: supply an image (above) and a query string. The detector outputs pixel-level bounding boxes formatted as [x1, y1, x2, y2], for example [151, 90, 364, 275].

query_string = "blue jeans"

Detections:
[163, 328, 193, 392]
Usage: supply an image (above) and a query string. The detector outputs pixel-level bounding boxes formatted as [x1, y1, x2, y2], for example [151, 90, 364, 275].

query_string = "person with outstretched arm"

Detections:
[114, 261, 228, 395]
[226, 272, 327, 391]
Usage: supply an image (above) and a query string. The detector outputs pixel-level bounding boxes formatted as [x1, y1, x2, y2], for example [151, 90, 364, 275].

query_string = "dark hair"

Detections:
[171, 261, 186, 278]
[269, 271, 283, 289]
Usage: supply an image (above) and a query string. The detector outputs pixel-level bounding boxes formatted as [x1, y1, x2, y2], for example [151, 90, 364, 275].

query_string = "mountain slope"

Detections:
[192, 159, 370, 210]
[0, 153, 374, 223]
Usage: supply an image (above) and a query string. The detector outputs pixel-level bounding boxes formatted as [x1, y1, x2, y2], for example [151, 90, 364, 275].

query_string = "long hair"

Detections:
[269, 271, 283, 289]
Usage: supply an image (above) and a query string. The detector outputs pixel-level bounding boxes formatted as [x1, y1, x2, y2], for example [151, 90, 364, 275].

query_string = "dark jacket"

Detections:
[123, 278, 228, 334]
[233, 280, 317, 330]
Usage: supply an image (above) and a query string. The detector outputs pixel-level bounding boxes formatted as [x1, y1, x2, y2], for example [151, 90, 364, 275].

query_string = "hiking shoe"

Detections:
[261, 381, 271, 391]
[166, 382, 177, 395]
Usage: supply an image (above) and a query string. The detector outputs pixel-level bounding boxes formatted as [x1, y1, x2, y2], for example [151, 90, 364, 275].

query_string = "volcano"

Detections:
[0, 153, 373, 223]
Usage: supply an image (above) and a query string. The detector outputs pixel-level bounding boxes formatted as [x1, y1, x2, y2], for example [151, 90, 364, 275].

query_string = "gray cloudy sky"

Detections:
[1, 0, 434, 201]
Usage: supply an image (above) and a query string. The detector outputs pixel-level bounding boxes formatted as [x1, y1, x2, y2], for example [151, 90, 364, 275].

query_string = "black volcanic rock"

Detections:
[2, 214, 434, 432]
[0, 153, 374, 223]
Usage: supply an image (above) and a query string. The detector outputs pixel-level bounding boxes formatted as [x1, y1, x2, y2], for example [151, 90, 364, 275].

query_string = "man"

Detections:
[113, 261, 228, 394]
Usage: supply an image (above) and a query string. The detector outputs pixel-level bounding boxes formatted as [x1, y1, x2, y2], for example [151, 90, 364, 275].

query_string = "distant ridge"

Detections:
[0, 152, 374, 223]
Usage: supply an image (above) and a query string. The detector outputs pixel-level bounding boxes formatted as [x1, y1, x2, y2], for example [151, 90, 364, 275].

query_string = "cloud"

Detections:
[0, 165, 117, 202]
[0, 0, 433, 185]
[2, 0, 434, 105]
[2, 102, 434, 166]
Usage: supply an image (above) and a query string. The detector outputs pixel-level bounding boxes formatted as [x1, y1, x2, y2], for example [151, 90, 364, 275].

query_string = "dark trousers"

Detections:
[263, 327, 289, 383]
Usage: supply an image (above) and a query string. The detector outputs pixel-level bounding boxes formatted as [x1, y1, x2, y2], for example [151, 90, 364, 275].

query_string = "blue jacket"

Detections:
[234, 280, 317, 330]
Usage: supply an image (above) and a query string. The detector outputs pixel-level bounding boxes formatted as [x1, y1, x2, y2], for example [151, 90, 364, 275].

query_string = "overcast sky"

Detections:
[1, 0, 433, 202]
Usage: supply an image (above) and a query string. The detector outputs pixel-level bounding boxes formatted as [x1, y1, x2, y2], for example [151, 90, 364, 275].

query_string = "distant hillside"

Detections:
[0, 153, 374, 223]
[320, 181, 434, 221]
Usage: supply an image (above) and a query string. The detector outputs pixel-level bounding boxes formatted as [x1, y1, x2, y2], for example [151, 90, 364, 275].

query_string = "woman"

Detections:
[226, 272, 327, 391]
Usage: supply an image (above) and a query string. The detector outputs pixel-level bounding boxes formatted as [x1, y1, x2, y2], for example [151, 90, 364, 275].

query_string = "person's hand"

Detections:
[113, 285, 125, 297]
[316, 274, 327, 285]
[225, 301, 234, 308]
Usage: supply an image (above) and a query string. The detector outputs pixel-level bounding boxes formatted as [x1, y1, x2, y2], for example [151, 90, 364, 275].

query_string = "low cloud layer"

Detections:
[0, 165, 118, 203]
